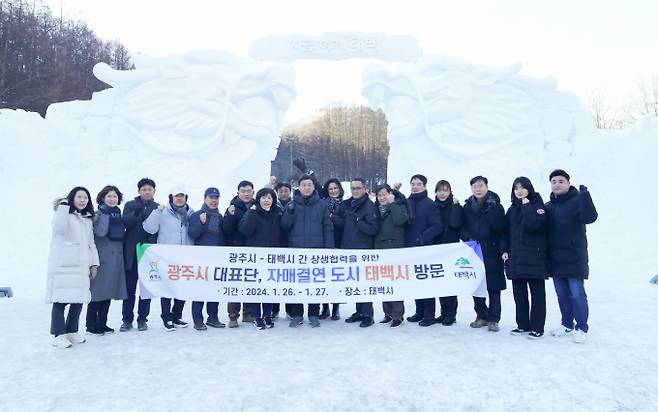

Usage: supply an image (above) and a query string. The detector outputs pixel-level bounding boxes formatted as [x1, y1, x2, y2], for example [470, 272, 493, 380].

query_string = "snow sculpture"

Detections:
[362, 56, 594, 192]
[44, 50, 296, 205]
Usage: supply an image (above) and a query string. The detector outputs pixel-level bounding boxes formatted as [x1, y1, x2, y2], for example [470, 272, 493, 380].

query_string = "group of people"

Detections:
[45, 169, 597, 349]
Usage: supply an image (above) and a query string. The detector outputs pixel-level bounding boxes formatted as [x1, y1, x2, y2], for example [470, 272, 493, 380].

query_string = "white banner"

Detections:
[137, 242, 487, 303]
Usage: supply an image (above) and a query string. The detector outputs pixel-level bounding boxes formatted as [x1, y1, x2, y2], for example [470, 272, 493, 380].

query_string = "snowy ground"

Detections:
[2, 260, 657, 412]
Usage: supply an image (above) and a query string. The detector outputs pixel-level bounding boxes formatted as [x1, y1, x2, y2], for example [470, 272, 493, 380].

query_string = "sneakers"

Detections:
[528, 331, 544, 339]
[100, 326, 115, 334]
[119, 322, 133, 332]
[173, 319, 188, 328]
[380, 316, 392, 324]
[510, 328, 530, 335]
[86, 328, 104, 336]
[309, 316, 321, 328]
[359, 317, 374, 328]
[419, 318, 437, 327]
[487, 322, 500, 332]
[163, 321, 175, 331]
[66, 332, 86, 344]
[206, 318, 226, 328]
[254, 318, 267, 330]
[265, 317, 275, 329]
[289, 316, 303, 328]
[550, 326, 574, 337]
[194, 321, 207, 331]
[390, 319, 403, 328]
[470, 318, 488, 328]
[406, 313, 423, 323]
[345, 313, 363, 323]
[441, 319, 456, 326]
[573, 329, 587, 343]
[52, 335, 72, 349]
[137, 321, 148, 331]
[271, 312, 279, 320]
[228, 319, 239, 328]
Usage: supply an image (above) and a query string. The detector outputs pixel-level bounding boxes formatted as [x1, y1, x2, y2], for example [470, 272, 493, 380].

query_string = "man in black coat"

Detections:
[544, 169, 597, 343]
[461, 176, 507, 332]
[332, 178, 380, 327]
[222, 180, 256, 327]
[404, 174, 444, 327]
[280, 175, 334, 328]
[120, 177, 159, 332]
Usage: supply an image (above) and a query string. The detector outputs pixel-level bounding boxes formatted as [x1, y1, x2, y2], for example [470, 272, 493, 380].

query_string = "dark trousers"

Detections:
[122, 261, 151, 323]
[553, 276, 589, 332]
[473, 290, 502, 322]
[438, 296, 458, 322]
[382, 301, 405, 320]
[227, 302, 251, 320]
[355, 302, 374, 318]
[251, 303, 274, 319]
[322, 303, 341, 314]
[51, 303, 83, 336]
[191, 301, 219, 322]
[86, 299, 111, 330]
[512, 278, 546, 333]
[414, 298, 436, 320]
[288, 303, 320, 318]
[272, 303, 280, 315]
[160, 298, 185, 322]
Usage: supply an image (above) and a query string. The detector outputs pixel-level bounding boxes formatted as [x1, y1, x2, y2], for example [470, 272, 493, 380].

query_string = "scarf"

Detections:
[325, 197, 343, 215]
[201, 203, 222, 235]
[99, 203, 125, 241]
[170, 203, 190, 227]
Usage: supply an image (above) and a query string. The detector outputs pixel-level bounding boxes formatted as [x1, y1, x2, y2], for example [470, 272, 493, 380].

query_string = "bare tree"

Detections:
[586, 91, 626, 129]
[626, 75, 658, 122]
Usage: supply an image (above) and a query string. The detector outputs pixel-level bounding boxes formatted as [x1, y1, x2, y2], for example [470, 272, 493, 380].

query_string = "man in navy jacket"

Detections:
[545, 169, 598, 344]
[404, 174, 444, 327]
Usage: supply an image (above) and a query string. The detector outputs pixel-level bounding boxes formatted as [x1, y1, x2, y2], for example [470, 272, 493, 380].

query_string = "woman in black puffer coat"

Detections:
[501, 177, 548, 338]
[239, 188, 281, 330]
[433, 180, 462, 326]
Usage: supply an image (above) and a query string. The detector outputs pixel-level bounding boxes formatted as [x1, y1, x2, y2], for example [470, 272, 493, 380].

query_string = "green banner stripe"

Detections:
[136, 243, 154, 264]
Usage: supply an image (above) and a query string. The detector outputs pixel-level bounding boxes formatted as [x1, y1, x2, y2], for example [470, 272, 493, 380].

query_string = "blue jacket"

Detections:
[188, 208, 226, 246]
[405, 190, 443, 247]
[280, 190, 334, 248]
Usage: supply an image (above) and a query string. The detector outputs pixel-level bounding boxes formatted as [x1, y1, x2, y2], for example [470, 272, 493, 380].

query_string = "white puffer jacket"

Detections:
[45, 205, 100, 304]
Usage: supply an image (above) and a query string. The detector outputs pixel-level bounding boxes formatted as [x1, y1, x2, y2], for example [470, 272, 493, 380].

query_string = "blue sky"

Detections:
[46, 0, 658, 124]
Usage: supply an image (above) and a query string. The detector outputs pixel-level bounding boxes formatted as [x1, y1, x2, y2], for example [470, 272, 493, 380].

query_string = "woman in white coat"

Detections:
[46, 187, 100, 349]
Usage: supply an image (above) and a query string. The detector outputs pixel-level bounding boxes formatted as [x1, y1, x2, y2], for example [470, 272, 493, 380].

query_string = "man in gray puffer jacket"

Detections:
[143, 186, 194, 331]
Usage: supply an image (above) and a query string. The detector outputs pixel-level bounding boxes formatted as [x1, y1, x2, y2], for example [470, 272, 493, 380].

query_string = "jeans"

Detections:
[552, 276, 589, 332]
